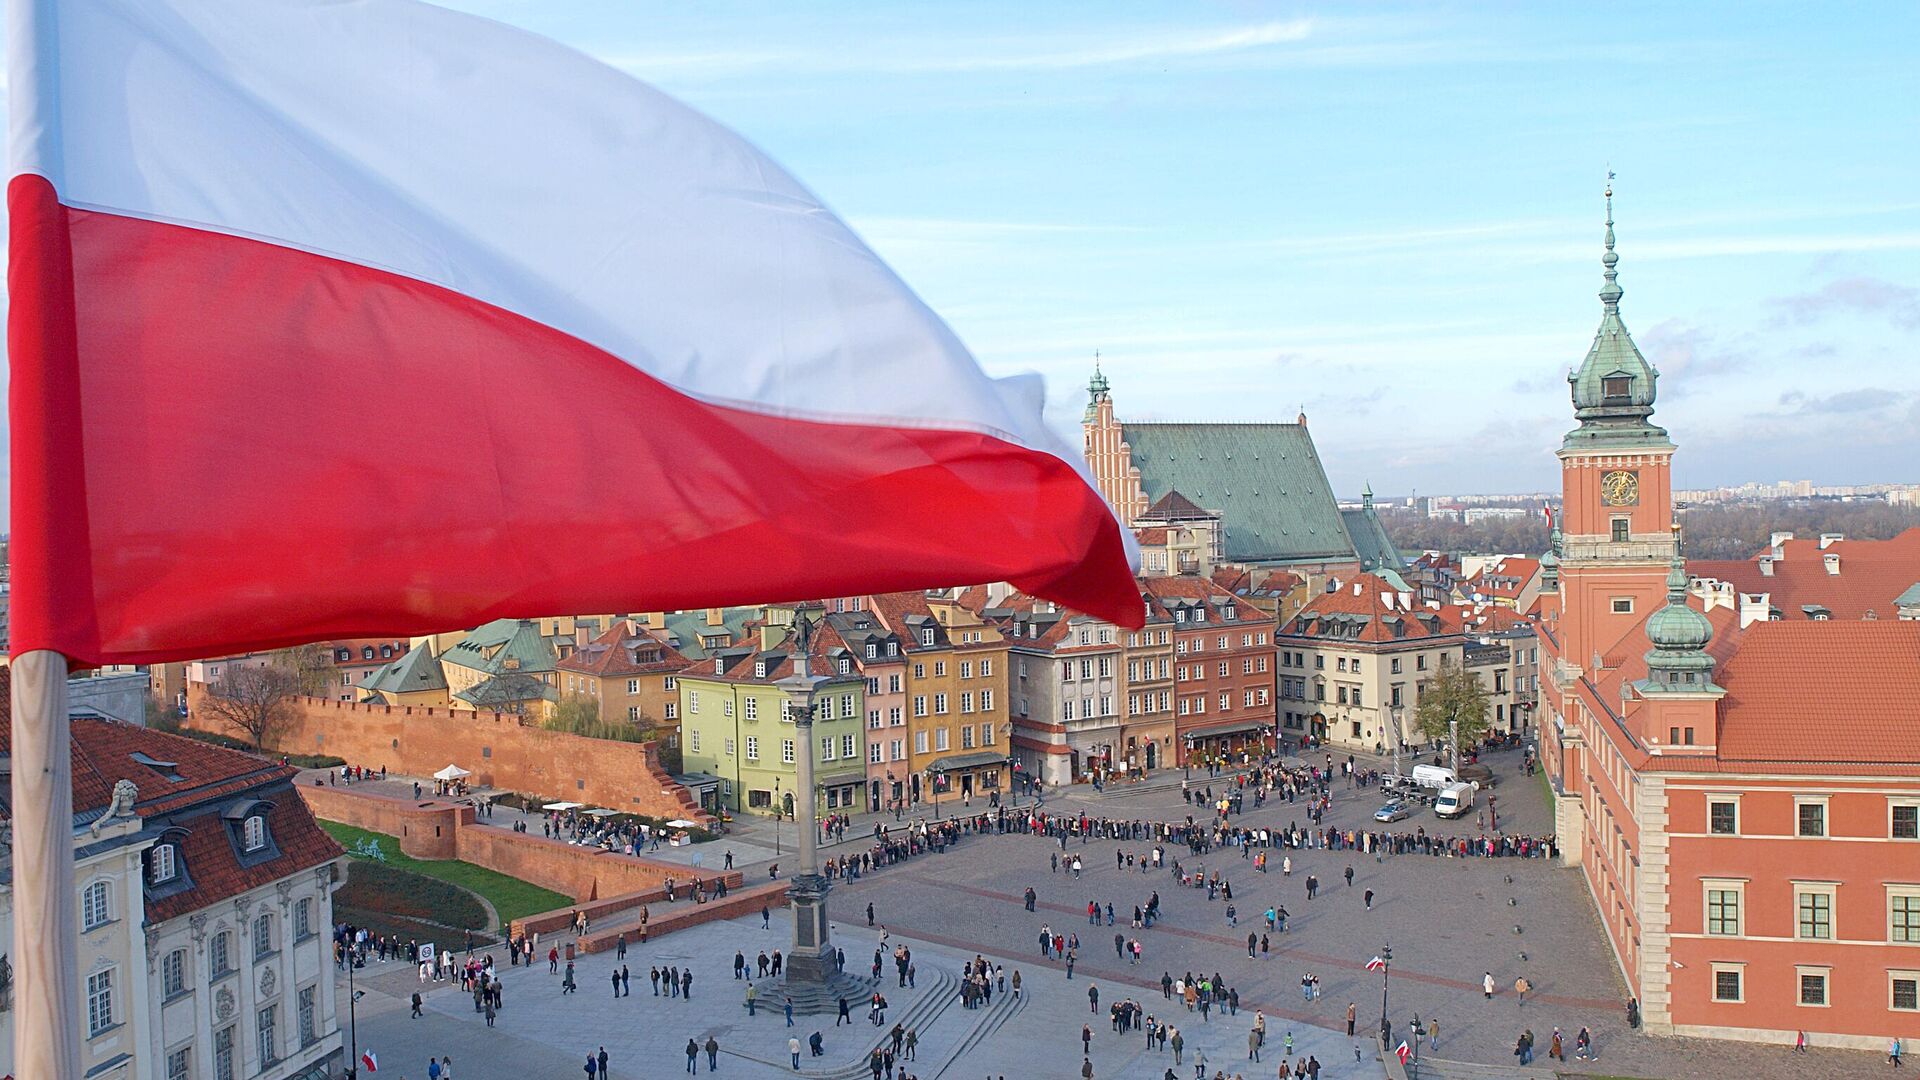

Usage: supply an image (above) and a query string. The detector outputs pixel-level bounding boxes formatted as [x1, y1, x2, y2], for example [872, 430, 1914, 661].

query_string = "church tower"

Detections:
[1081, 354, 1148, 519]
[1555, 185, 1677, 673]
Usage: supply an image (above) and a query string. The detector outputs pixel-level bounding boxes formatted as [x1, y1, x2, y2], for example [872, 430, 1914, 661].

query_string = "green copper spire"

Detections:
[1643, 526, 1716, 691]
[1564, 178, 1670, 452]
[1084, 350, 1110, 422]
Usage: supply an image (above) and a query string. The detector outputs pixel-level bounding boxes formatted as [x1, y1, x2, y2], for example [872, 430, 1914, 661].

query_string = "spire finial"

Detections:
[1600, 170, 1622, 312]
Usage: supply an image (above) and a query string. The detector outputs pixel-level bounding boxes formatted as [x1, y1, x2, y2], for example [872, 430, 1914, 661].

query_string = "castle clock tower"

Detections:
[1555, 186, 1676, 673]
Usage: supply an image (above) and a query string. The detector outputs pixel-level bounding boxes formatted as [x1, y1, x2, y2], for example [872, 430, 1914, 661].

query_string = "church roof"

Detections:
[1122, 421, 1358, 565]
[1340, 505, 1406, 573]
[360, 642, 448, 694]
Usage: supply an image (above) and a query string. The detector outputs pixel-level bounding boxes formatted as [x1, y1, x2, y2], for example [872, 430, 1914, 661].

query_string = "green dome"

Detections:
[1644, 553, 1715, 682]
[1563, 186, 1670, 452]
[1646, 599, 1711, 651]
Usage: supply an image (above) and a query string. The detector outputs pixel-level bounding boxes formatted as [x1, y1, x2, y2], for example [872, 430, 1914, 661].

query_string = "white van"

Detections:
[1434, 781, 1476, 819]
[1411, 764, 1458, 790]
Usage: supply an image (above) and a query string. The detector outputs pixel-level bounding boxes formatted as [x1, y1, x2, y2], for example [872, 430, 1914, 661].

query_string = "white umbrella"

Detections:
[585, 808, 618, 818]
[542, 801, 582, 811]
[433, 764, 471, 780]
[666, 819, 700, 828]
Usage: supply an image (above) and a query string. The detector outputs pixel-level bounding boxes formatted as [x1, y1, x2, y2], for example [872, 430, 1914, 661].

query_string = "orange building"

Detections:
[553, 618, 694, 735]
[1141, 576, 1279, 765]
[1537, 190, 1920, 1049]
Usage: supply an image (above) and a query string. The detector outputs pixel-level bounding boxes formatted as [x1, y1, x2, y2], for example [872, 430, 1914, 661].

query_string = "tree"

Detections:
[1412, 657, 1491, 753]
[199, 663, 302, 751]
[145, 691, 183, 734]
[282, 642, 336, 697]
[549, 694, 601, 731]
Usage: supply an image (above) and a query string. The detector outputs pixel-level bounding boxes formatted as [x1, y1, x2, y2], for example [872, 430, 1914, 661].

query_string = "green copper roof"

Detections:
[1084, 355, 1110, 422]
[1564, 186, 1671, 452]
[1340, 505, 1406, 574]
[1124, 421, 1357, 565]
[1645, 542, 1715, 682]
[360, 644, 447, 695]
[446, 618, 558, 676]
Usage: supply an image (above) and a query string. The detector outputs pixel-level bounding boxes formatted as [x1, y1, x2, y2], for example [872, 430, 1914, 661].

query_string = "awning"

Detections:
[433, 764, 471, 780]
[926, 750, 1010, 773]
[672, 772, 723, 790]
[1184, 720, 1271, 740]
[585, 808, 618, 818]
[541, 801, 582, 811]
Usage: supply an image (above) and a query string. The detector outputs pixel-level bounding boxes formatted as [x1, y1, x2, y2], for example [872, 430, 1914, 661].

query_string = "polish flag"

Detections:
[1394, 1041, 1411, 1065]
[1365, 955, 1387, 972]
[361, 1049, 378, 1073]
[7, 0, 1139, 666]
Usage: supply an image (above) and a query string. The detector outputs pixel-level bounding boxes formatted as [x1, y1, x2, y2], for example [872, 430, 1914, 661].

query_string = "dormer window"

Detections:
[242, 814, 268, 853]
[715, 657, 725, 674]
[754, 661, 767, 679]
[335, 648, 351, 662]
[920, 628, 935, 646]
[1602, 374, 1631, 400]
[362, 646, 375, 660]
[865, 643, 878, 659]
[1224, 606, 1237, 621]
[149, 842, 180, 885]
[838, 658, 852, 675]
[381, 644, 394, 658]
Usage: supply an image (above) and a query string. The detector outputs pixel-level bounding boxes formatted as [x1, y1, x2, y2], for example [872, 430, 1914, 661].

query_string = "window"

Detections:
[935, 728, 950, 751]
[242, 813, 270, 853]
[1891, 891, 1920, 943]
[960, 692, 973, 713]
[744, 736, 759, 760]
[842, 734, 856, 758]
[983, 722, 996, 745]
[214, 1027, 236, 1080]
[1796, 798, 1828, 837]
[1705, 884, 1743, 936]
[1708, 798, 1739, 835]
[1610, 597, 1633, 614]
[981, 689, 994, 711]
[211, 931, 233, 977]
[891, 739, 906, 761]
[913, 696, 928, 718]
[933, 693, 948, 714]
[82, 881, 111, 930]
[689, 691, 700, 714]
[869, 743, 883, 764]
[934, 662, 946, 677]
[1610, 518, 1630, 543]
[722, 699, 734, 718]
[889, 707, 902, 726]
[1218, 661, 1229, 679]
[1390, 657, 1402, 674]
[298, 985, 318, 1046]
[914, 732, 928, 754]
[1894, 972, 1920, 1012]
[689, 729, 701, 752]
[1712, 964, 1744, 1003]
[1798, 969, 1830, 1007]
[960, 661, 973, 679]
[1894, 802, 1919, 840]
[257, 1004, 278, 1065]
[663, 676, 676, 691]
[837, 658, 852, 675]
[1796, 886, 1834, 940]
[254, 914, 275, 960]
[162, 949, 187, 997]
[840, 694, 856, 718]
[724, 737, 736, 757]
[742, 697, 757, 721]
[295, 897, 313, 940]
[780, 739, 795, 764]
[819, 736, 833, 761]
[166, 1047, 191, 1080]
[980, 659, 993, 677]
[962, 725, 976, 749]
[87, 968, 114, 1036]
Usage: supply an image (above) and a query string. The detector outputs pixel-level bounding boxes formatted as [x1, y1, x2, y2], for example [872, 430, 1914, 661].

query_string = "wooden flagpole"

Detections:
[11, 649, 82, 1080]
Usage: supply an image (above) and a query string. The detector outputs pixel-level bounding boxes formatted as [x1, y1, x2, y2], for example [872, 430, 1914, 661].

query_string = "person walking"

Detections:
[789, 1035, 802, 1068]
[1483, 972, 1496, 1000]
[1890, 1037, 1903, 1067]
[1345, 1002, 1355, 1037]
[1428, 1018, 1440, 1050]
[1514, 975, 1531, 1006]
[1089, 984, 1100, 1014]
[746, 981, 758, 1016]
[598, 1048, 609, 1077]
[1248, 1027, 1262, 1062]
[686, 1038, 701, 1074]
[786, 996, 795, 1027]
[1170, 1027, 1184, 1065]
[1364, 888, 1374, 911]
[705, 1037, 719, 1071]
[412, 992, 424, 1019]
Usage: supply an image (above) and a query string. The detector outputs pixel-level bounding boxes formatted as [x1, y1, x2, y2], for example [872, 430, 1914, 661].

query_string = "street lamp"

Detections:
[344, 956, 367, 1078]
[1377, 942, 1394, 1047]
[773, 777, 782, 856]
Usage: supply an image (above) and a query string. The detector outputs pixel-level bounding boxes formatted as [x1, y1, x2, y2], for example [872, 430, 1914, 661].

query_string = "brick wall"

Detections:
[297, 784, 741, 903]
[567, 882, 789, 954]
[191, 691, 711, 824]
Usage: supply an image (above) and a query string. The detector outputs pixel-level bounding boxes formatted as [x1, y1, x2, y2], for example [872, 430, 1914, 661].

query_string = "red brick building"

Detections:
[1537, 193, 1920, 1048]
[1141, 577, 1279, 764]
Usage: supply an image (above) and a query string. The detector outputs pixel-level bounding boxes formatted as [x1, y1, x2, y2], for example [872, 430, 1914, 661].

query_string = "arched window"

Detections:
[254, 913, 274, 960]
[82, 881, 111, 930]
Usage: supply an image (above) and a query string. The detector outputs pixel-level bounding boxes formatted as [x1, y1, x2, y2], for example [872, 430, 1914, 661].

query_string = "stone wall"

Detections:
[191, 690, 711, 824]
[297, 784, 741, 903]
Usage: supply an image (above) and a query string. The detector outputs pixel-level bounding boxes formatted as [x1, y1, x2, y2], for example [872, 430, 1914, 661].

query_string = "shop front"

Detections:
[925, 750, 1010, 806]
[1180, 719, 1274, 766]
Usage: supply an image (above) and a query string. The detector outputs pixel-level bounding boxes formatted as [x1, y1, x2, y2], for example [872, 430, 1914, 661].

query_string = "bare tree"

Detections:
[282, 642, 336, 697]
[200, 664, 302, 751]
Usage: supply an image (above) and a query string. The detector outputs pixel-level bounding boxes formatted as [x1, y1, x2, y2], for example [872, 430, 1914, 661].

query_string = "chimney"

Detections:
[1758, 557, 1774, 577]
[986, 581, 1012, 606]
[1769, 531, 1792, 558]
[1352, 582, 1362, 597]
[1819, 533, 1845, 550]
[1399, 591, 1413, 611]
[706, 607, 725, 627]
[1380, 592, 1395, 611]
[1824, 553, 1840, 576]
[1738, 592, 1770, 629]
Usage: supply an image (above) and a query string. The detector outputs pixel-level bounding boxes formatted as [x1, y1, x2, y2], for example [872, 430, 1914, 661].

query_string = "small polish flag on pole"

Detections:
[1395, 1041, 1412, 1065]
[361, 1049, 378, 1073]
[1365, 956, 1387, 972]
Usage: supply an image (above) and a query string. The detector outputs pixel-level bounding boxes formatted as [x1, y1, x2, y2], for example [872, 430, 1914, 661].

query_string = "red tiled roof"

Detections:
[1134, 527, 1171, 545]
[556, 619, 692, 677]
[1688, 528, 1920, 621]
[147, 793, 342, 922]
[1139, 490, 1215, 522]
[1714, 621, 1920, 766]
[1281, 573, 1464, 642]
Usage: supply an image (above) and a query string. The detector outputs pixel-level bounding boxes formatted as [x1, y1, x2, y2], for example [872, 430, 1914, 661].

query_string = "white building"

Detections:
[1, 669, 343, 1080]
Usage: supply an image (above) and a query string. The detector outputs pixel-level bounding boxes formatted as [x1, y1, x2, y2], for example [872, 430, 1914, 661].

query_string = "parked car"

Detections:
[1434, 781, 1477, 819]
[1411, 763, 1459, 790]
[1374, 801, 1413, 823]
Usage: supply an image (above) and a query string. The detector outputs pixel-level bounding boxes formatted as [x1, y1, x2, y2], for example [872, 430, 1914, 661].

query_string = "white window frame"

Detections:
[1707, 794, 1741, 836]
[1794, 881, 1837, 941]
[1795, 795, 1830, 838]
[87, 967, 115, 1037]
[1892, 798, 1920, 841]
[1795, 965, 1832, 1008]
[1710, 961, 1745, 1003]
[1889, 885, 1920, 944]
[1610, 597, 1634, 614]
[1891, 969, 1920, 1013]
[82, 880, 111, 931]
[1703, 879, 1745, 937]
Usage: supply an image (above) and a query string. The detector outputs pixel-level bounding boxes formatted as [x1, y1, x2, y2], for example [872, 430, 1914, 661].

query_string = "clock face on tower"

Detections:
[1601, 470, 1640, 506]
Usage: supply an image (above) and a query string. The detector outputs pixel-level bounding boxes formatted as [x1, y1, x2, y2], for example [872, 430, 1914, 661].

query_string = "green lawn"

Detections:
[319, 821, 572, 924]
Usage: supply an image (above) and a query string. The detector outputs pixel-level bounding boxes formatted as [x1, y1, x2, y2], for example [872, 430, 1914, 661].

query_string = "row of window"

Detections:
[1706, 795, 1920, 840]
[1174, 657, 1272, 682]
[1174, 689, 1267, 715]
[1282, 651, 1434, 674]
[854, 724, 1000, 763]
[1061, 657, 1115, 681]
[1126, 657, 1172, 683]
[1173, 632, 1268, 654]
[1703, 881, 1920, 943]
[158, 987, 320, 1080]
[1129, 690, 1172, 716]
[1710, 964, 1919, 1014]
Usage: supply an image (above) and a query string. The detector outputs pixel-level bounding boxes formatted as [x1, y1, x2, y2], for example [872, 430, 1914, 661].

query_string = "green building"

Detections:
[677, 635, 866, 817]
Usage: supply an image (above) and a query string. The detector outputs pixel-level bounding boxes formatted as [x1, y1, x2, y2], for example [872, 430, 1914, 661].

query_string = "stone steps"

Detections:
[1405, 1054, 1556, 1080]
[925, 972, 1027, 1078]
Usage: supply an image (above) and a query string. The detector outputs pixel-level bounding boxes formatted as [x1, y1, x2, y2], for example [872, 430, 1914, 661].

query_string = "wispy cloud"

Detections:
[1772, 275, 1920, 330]
[614, 19, 1335, 79]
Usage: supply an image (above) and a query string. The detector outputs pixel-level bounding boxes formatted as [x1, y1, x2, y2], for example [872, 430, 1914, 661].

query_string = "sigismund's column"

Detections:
[776, 616, 836, 985]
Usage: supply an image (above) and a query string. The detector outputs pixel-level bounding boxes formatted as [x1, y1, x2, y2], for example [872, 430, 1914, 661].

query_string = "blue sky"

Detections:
[6, 2, 1919, 513]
